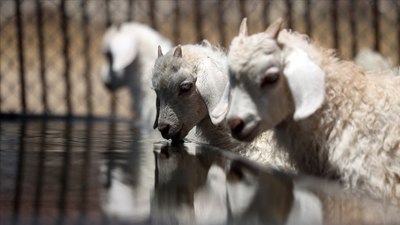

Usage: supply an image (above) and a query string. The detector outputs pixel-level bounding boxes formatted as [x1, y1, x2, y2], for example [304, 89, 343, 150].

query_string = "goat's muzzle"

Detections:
[158, 123, 171, 139]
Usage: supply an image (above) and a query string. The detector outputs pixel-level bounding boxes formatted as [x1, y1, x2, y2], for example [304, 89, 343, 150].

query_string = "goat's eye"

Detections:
[260, 67, 280, 88]
[178, 82, 193, 95]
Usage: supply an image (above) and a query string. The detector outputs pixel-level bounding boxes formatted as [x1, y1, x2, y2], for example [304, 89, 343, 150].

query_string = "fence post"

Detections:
[194, 0, 203, 43]
[149, 0, 157, 30]
[239, 0, 246, 19]
[397, 0, 400, 65]
[127, 0, 135, 21]
[331, 0, 339, 52]
[372, 0, 380, 52]
[174, 0, 181, 44]
[262, 0, 270, 28]
[305, 0, 312, 37]
[104, 0, 117, 118]
[15, 0, 26, 115]
[349, 0, 357, 58]
[60, 0, 72, 117]
[285, 0, 293, 29]
[80, 0, 93, 117]
[35, 0, 48, 115]
[217, 0, 226, 47]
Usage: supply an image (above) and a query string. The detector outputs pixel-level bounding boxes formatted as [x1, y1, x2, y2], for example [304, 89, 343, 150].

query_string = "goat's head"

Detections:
[101, 24, 138, 91]
[153, 45, 229, 141]
[218, 18, 325, 142]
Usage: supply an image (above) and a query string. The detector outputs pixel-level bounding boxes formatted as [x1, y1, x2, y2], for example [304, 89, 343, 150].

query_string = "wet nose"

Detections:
[158, 123, 170, 138]
[228, 117, 244, 136]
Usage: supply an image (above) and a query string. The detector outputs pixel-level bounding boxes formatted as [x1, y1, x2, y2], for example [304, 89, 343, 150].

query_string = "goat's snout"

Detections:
[158, 123, 170, 139]
[228, 117, 245, 136]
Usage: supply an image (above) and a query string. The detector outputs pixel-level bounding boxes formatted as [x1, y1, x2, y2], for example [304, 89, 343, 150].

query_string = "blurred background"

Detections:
[1, 0, 399, 120]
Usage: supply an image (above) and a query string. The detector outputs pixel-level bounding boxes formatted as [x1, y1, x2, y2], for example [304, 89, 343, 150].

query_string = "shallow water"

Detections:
[0, 119, 279, 225]
[2, 120, 399, 225]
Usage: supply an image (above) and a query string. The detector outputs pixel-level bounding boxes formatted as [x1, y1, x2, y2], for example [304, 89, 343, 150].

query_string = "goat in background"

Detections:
[101, 22, 172, 128]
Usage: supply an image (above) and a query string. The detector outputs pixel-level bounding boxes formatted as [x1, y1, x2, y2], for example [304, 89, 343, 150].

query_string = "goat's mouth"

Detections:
[232, 122, 260, 142]
[169, 126, 185, 142]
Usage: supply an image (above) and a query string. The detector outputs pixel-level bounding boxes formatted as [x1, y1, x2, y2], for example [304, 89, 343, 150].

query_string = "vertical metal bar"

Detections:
[57, 122, 72, 225]
[35, 0, 48, 115]
[397, 0, 400, 64]
[372, 0, 380, 52]
[32, 122, 47, 225]
[105, 0, 112, 27]
[105, 0, 116, 117]
[12, 122, 26, 225]
[81, 0, 93, 117]
[349, 0, 357, 58]
[217, 0, 226, 47]
[262, 0, 270, 28]
[149, 0, 157, 30]
[0, 34, 2, 112]
[127, 0, 134, 21]
[0, 2, 3, 111]
[331, 0, 339, 51]
[193, 0, 203, 43]
[173, 0, 181, 44]
[239, 0, 246, 19]
[285, 0, 293, 29]
[60, 0, 72, 117]
[305, 0, 312, 37]
[15, 0, 27, 114]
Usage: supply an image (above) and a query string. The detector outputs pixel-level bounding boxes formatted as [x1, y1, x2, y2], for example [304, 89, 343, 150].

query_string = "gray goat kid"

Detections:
[152, 42, 232, 147]
[152, 42, 292, 169]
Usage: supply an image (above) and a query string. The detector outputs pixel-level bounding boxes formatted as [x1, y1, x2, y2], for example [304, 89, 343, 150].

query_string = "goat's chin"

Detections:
[170, 126, 188, 142]
[232, 122, 260, 142]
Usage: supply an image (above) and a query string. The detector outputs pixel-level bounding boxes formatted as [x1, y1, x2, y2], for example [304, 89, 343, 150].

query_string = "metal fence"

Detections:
[1, 0, 399, 120]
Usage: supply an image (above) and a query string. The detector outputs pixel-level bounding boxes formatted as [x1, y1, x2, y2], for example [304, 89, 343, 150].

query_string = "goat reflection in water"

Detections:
[100, 140, 400, 225]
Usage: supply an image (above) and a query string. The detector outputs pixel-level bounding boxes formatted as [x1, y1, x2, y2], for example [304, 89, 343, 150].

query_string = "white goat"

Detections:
[152, 42, 292, 170]
[101, 22, 172, 127]
[354, 48, 393, 71]
[217, 18, 400, 204]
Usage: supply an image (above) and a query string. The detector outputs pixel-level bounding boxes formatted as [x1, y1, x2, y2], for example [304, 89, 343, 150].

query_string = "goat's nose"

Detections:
[158, 123, 170, 138]
[228, 117, 245, 135]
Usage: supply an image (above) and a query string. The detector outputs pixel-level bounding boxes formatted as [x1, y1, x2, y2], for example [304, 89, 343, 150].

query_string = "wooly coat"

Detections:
[219, 18, 400, 204]
[152, 42, 292, 170]
[101, 22, 172, 127]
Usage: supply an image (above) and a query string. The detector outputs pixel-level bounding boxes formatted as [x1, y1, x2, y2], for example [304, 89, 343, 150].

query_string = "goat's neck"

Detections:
[275, 61, 366, 178]
[196, 116, 239, 150]
[274, 117, 333, 177]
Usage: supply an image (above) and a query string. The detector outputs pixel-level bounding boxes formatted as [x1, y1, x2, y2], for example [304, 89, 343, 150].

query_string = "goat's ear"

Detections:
[265, 18, 283, 39]
[284, 48, 325, 120]
[238, 17, 248, 37]
[195, 59, 229, 125]
[153, 96, 160, 129]
[210, 82, 230, 125]
[173, 45, 182, 58]
[201, 39, 212, 48]
[158, 45, 163, 57]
